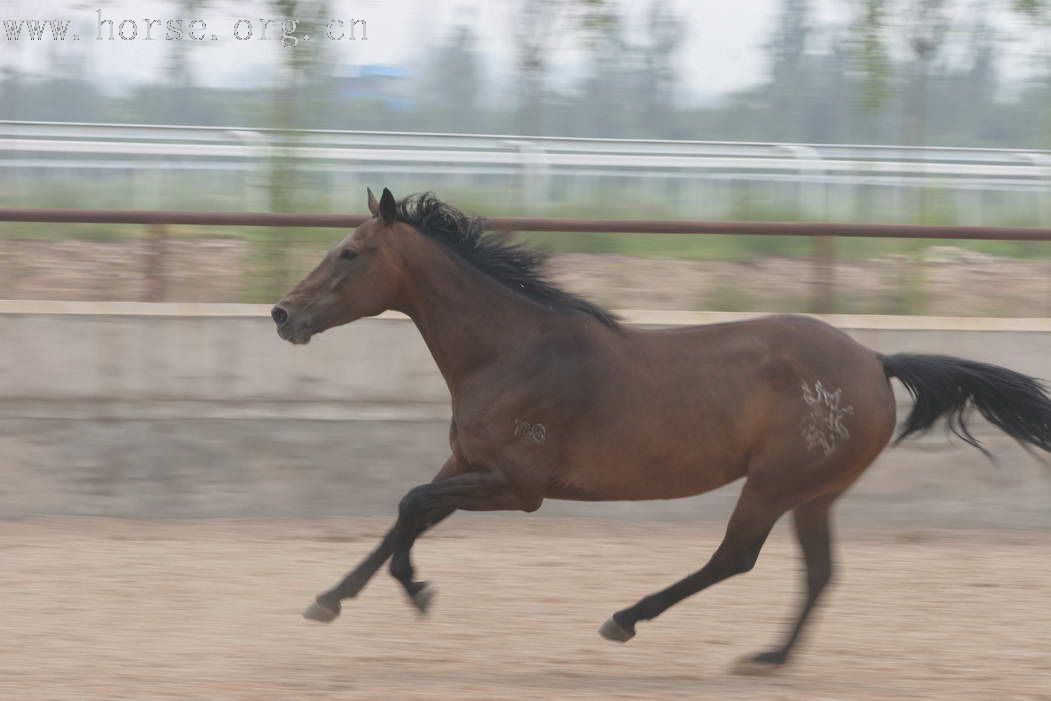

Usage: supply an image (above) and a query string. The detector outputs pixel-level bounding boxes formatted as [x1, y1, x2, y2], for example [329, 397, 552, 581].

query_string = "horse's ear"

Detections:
[367, 188, 379, 216]
[379, 187, 396, 226]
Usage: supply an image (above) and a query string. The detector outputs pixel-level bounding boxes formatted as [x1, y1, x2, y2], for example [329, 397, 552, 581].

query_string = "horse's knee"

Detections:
[398, 487, 426, 519]
[722, 547, 762, 576]
[389, 551, 412, 582]
[807, 562, 833, 593]
[737, 551, 760, 574]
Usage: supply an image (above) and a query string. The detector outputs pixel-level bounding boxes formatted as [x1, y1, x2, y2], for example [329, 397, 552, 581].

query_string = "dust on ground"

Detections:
[2, 517, 1048, 700]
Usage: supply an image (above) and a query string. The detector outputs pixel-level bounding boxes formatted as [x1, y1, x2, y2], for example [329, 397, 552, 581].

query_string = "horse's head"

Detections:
[272, 187, 408, 344]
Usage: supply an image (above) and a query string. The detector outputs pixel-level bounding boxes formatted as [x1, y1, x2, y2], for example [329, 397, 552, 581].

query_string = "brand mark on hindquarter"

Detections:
[800, 380, 854, 456]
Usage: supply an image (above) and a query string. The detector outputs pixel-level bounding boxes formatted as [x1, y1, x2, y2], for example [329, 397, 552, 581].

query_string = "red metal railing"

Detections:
[2, 208, 1051, 240]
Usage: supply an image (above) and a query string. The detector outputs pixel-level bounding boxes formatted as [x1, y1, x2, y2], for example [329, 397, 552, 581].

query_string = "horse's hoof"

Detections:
[411, 583, 435, 614]
[598, 616, 635, 643]
[303, 598, 341, 623]
[732, 650, 787, 675]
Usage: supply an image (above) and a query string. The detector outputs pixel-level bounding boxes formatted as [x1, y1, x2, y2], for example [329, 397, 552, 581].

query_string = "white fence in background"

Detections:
[2, 120, 1050, 221]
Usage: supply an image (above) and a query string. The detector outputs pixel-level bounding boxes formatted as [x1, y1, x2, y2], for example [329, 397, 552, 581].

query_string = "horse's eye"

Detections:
[340, 249, 358, 261]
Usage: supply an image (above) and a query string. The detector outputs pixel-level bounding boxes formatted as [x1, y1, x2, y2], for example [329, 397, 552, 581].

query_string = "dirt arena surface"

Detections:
[2, 517, 1048, 700]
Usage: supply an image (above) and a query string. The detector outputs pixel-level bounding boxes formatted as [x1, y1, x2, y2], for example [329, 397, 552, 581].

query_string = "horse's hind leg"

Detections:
[599, 478, 786, 643]
[742, 492, 837, 669]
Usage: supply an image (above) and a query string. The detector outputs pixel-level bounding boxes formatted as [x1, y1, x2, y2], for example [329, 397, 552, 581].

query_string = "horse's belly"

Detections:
[548, 452, 745, 501]
[546, 364, 753, 501]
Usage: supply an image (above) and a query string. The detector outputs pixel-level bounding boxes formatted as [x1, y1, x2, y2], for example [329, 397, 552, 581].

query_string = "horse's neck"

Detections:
[395, 246, 549, 389]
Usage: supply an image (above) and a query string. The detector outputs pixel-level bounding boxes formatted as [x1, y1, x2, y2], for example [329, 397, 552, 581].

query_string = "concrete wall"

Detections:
[3, 301, 1049, 419]
[0, 302, 449, 420]
[1, 302, 1049, 525]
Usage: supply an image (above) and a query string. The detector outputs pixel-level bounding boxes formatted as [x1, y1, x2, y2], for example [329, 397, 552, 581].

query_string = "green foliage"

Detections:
[853, 0, 893, 115]
[1013, 0, 1049, 17]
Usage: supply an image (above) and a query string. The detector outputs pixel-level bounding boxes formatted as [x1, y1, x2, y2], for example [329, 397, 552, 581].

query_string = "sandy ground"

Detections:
[2, 517, 1049, 701]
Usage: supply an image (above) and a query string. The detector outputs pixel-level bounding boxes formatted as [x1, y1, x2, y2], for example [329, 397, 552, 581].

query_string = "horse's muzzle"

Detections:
[271, 305, 289, 327]
[271, 304, 313, 345]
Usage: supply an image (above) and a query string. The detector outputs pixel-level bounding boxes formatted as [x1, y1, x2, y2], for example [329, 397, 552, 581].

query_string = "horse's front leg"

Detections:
[387, 468, 537, 612]
[303, 457, 465, 623]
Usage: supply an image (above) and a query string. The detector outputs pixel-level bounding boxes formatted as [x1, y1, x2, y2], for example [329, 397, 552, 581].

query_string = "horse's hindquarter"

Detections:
[549, 315, 896, 502]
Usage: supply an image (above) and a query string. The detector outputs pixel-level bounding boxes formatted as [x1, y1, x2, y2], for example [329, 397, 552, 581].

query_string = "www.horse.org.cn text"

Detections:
[1, 11, 367, 47]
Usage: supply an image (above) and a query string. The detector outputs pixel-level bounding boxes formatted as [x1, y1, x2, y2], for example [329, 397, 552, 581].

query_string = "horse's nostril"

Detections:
[271, 305, 289, 327]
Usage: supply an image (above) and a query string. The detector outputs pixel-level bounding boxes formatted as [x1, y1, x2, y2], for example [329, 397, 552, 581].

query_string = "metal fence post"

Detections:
[811, 235, 836, 313]
[226, 129, 271, 212]
[144, 223, 167, 302]
[779, 144, 835, 313]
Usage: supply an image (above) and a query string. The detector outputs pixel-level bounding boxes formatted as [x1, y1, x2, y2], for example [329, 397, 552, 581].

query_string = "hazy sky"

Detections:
[0, 0, 1042, 103]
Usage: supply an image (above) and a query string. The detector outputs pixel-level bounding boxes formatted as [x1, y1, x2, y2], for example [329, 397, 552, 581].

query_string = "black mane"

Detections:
[395, 193, 620, 329]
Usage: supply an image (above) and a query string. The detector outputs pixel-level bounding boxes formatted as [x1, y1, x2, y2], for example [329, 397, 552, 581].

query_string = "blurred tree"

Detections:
[747, 0, 859, 143]
[899, 0, 953, 148]
[270, 0, 332, 132]
[848, 0, 893, 121]
[508, 0, 609, 135]
[0, 68, 20, 120]
[421, 23, 482, 132]
[576, 10, 628, 136]
[1010, 0, 1051, 145]
[165, 0, 205, 123]
[841, 0, 953, 220]
[842, 0, 1048, 146]
[570, 1, 684, 138]
[637, 1, 686, 135]
[953, 11, 999, 143]
[767, 0, 813, 140]
[1013, 0, 1051, 17]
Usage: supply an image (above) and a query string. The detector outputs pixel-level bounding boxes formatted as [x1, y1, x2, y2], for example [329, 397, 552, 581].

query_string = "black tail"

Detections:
[881, 353, 1051, 453]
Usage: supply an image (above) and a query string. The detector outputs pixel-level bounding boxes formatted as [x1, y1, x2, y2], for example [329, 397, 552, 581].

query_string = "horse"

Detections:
[271, 188, 1051, 669]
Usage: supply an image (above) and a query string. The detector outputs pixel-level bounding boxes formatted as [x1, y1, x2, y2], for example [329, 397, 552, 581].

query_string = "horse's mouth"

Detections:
[277, 323, 313, 345]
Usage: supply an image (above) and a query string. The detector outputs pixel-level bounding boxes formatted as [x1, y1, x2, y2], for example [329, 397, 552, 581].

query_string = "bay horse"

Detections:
[272, 188, 1051, 668]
